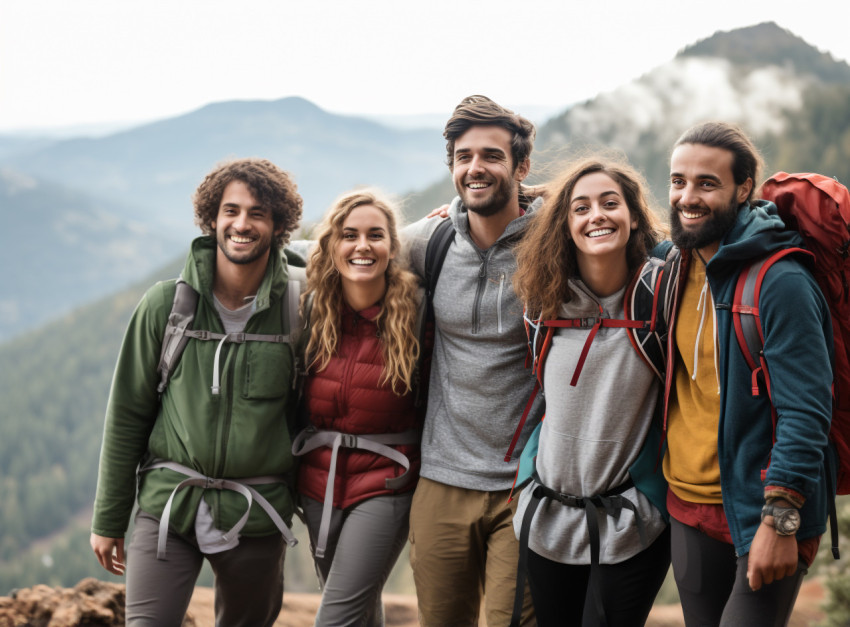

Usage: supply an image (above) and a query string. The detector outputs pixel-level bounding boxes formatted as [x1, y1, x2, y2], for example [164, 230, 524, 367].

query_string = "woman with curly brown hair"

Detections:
[511, 157, 671, 626]
[291, 189, 425, 626]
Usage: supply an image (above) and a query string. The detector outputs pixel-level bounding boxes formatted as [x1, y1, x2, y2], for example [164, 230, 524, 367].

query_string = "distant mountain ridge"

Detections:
[3, 96, 447, 234]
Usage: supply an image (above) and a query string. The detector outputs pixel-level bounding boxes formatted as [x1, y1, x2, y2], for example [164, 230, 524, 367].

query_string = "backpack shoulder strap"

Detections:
[732, 247, 811, 385]
[424, 218, 455, 317]
[157, 277, 199, 396]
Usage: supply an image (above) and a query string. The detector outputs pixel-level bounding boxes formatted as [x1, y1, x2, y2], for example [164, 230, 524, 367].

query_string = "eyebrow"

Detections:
[670, 171, 722, 183]
[454, 147, 507, 157]
[570, 190, 621, 204]
[342, 226, 386, 232]
[222, 202, 266, 211]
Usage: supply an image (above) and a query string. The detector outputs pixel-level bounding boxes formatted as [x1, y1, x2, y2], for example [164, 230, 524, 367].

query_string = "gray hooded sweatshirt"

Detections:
[403, 196, 544, 491]
[513, 279, 666, 564]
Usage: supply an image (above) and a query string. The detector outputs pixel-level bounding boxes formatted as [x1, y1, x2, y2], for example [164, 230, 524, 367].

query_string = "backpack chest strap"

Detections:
[544, 317, 646, 386]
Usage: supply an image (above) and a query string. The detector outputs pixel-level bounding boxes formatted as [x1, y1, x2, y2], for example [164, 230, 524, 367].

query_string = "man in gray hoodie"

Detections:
[404, 95, 543, 626]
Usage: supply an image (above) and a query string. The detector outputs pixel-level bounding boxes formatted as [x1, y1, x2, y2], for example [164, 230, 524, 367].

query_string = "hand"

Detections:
[90, 533, 126, 576]
[426, 204, 450, 219]
[746, 522, 798, 591]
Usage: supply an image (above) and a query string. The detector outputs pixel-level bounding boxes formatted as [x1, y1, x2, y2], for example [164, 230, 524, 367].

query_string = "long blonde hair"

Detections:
[304, 189, 420, 395]
[514, 157, 666, 320]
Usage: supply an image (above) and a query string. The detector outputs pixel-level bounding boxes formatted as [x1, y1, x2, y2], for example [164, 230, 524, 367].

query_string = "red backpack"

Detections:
[734, 172, 850, 556]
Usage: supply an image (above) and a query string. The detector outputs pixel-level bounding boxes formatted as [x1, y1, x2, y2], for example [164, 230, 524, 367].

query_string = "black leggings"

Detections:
[670, 518, 807, 627]
[526, 525, 671, 626]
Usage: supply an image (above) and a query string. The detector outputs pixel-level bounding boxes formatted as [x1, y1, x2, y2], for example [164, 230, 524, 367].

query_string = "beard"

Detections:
[458, 176, 516, 217]
[670, 195, 740, 251]
[216, 231, 272, 266]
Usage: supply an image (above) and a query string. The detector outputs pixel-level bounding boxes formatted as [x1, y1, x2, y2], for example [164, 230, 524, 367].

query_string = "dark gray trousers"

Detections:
[671, 518, 806, 627]
[125, 510, 286, 627]
[302, 492, 413, 627]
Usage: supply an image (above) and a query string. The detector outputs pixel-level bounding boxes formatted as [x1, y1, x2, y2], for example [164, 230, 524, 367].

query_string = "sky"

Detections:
[2, 0, 849, 134]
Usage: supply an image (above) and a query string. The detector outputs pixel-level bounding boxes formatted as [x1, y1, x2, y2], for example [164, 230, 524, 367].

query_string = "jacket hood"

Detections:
[448, 195, 544, 246]
[709, 200, 803, 274]
[181, 236, 290, 311]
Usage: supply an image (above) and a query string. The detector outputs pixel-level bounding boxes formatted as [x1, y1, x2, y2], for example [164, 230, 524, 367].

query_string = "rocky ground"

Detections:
[0, 576, 827, 626]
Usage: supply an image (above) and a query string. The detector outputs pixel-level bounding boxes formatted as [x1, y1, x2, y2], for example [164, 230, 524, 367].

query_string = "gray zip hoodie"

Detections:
[403, 196, 544, 491]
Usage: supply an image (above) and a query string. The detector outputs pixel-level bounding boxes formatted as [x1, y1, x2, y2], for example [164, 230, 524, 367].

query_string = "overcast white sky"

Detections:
[2, 0, 848, 133]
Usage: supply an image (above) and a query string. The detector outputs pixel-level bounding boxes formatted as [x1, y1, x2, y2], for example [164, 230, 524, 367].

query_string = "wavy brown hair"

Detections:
[444, 95, 536, 171]
[193, 158, 303, 249]
[514, 157, 666, 320]
[305, 189, 420, 395]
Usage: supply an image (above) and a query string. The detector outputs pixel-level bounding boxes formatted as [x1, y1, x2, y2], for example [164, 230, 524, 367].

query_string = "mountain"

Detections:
[406, 21, 850, 215]
[0, 168, 183, 340]
[0, 97, 450, 340]
[2, 97, 448, 235]
[3, 21, 850, 594]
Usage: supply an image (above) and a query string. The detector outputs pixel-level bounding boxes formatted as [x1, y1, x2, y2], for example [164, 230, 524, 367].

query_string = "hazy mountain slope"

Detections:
[405, 21, 850, 216]
[0, 169, 182, 340]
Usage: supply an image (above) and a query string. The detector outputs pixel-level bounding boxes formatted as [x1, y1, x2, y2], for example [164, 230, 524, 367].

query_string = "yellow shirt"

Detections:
[663, 258, 723, 504]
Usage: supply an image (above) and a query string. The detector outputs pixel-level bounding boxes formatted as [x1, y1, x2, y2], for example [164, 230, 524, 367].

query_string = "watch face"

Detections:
[776, 508, 801, 535]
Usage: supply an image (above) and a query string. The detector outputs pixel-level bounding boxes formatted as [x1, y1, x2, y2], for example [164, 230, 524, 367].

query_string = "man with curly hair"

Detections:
[90, 158, 305, 626]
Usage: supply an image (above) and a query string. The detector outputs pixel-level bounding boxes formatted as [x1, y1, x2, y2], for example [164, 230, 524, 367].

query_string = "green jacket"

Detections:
[92, 236, 299, 538]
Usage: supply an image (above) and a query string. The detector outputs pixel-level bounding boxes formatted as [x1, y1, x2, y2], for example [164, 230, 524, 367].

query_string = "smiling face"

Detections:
[332, 204, 395, 295]
[451, 125, 529, 217]
[212, 180, 279, 268]
[568, 171, 637, 269]
[669, 143, 752, 256]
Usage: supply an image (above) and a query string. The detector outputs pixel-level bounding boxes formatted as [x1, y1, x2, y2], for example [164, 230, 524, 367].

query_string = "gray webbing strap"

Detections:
[141, 460, 297, 559]
[290, 427, 419, 558]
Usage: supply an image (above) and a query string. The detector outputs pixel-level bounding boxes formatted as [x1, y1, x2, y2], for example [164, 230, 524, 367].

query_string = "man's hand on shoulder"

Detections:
[90, 533, 126, 576]
[425, 204, 450, 220]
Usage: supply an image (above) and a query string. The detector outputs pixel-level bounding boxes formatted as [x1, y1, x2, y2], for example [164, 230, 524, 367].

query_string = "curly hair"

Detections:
[444, 95, 536, 172]
[193, 158, 303, 249]
[305, 189, 420, 395]
[513, 157, 667, 320]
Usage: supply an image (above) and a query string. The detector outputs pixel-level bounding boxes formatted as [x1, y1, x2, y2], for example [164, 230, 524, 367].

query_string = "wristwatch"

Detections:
[761, 503, 801, 536]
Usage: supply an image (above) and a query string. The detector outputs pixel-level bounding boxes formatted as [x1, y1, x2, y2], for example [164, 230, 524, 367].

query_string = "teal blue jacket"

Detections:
[662, 201, 834, 556]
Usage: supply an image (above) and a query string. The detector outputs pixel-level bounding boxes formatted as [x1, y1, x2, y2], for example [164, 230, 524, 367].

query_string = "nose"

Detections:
[355, 235, 371, 250]
[677, 182, 698, 206]
[589, 204, 605, 223]
[469, 154, 485, 175]
[233, 211, 249, 231]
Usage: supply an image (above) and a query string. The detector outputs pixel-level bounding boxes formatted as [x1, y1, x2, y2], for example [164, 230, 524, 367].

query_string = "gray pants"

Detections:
[302, 493, 413, 627]
[125, 510, 286, 627]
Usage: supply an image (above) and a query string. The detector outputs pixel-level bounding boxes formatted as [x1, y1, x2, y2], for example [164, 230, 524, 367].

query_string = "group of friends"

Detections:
[89, 95, 834, 627]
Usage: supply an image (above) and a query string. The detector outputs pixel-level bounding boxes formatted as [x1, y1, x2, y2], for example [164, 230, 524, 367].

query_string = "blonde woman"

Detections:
[292, 189, 424, 626]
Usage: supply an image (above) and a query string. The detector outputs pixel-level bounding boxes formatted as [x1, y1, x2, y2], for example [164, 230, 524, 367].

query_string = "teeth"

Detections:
[350, 259, 375, 266]
[230, 235, 253, 243]
[587, 228, 614, 238]
[681, 210, 707, 220]
[468, 182, 489, 189]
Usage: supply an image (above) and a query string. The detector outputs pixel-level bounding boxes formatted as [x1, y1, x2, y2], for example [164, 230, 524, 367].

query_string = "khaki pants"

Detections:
[409, 478, 535, 626]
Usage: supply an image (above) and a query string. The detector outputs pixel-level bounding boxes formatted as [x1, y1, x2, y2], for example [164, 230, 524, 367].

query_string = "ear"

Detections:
[631, 218, 638, 230]
[737, 177, 753, 204]
[514, 157, 531, 182]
